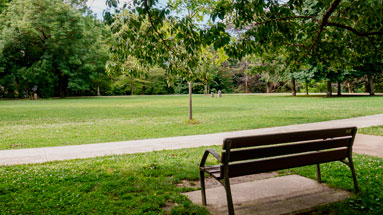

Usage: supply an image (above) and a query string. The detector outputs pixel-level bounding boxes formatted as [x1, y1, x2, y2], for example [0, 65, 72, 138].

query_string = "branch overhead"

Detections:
[327, 22, 383, 36]
[306, 0, 342, 55]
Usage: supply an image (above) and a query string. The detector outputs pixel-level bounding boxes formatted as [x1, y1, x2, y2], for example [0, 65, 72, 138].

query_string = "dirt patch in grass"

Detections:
[175, 172, 279, 189]
[163, 202, 179, 213]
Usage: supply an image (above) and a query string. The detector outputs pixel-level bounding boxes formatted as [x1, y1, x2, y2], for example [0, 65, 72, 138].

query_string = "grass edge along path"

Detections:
[360, 126, 383, 137]
[1, 146, 383, 214]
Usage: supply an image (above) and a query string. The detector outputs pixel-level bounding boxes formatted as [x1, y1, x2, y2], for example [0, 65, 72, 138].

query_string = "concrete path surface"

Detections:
[184, 175, 351, 215]
[354, 134, 383, 157]
[1, 114, 383, 165]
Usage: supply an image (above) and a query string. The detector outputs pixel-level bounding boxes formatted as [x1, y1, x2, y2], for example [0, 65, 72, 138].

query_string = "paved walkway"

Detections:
[184, 175, 351, 215]
[1, 114, 383, 165]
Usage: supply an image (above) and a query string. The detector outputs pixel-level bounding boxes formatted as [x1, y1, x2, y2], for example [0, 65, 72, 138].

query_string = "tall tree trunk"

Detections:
[337, 81, 341, 96]
[266, 82, 271, 93]
[58, 74, 68, 98]
[58, 87, 65, 98]
[142, 85, 146, 95]
[245, 75, 249, 93]
[243, 60, 248, 93]
[130, 77, 134, 95]
[188, 81, 192, 120]
[305, 81, 309, 95]
[97, 85, 100, 96]
[204, 83, 208, 95]
[347, 82, 352, 94]
[367, 74, 375, 96]
[207, 85, 210, 95]
[291, 79, 296, 96]
[326, 81, 332, 97]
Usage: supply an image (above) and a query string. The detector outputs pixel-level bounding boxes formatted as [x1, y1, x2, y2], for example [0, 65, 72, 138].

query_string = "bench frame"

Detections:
[199, 127, 359, 215]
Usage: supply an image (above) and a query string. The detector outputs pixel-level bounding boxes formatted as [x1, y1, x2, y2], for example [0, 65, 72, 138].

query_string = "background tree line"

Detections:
[0, 0, 382, 99]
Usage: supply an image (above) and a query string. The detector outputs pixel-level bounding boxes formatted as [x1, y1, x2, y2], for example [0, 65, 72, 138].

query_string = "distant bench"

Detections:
[199, 127, 359, 215]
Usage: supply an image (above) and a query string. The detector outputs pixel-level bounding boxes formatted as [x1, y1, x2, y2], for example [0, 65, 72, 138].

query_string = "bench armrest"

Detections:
[200, 149, 221, 168]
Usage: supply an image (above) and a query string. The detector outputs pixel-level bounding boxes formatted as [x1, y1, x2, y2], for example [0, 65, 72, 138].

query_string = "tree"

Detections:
[208, 0, 383, 92]
[247, 53, 290, 94]
[0, 0, 109, 97]
[197, 47, 228, 95]
[107, 0, 212, 120]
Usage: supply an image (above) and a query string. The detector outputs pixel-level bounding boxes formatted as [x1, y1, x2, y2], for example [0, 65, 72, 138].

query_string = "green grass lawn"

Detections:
[1, 95, 383, 149]
[0, 146, 382, 214]
[360, 126, 383, 136]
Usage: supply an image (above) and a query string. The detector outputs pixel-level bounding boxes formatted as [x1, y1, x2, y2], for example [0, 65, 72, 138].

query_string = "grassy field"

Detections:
[0, 146, 382, 214]
[1, 95, 383, 150]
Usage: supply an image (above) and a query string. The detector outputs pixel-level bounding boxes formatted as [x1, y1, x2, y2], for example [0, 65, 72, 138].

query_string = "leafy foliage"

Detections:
[0, 0, 109, 98]
[207, 0, 383, 93]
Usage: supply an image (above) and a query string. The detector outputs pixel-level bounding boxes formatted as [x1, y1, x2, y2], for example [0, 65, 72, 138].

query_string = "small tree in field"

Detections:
[106, 0, 213, 120]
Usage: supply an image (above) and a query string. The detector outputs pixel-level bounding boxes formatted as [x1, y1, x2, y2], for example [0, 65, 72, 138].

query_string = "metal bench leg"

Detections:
[316, 164, 322, 183]
[223, 177, 235, 215]
[200, 171, 207, 205]
[348, 157, 360, 193]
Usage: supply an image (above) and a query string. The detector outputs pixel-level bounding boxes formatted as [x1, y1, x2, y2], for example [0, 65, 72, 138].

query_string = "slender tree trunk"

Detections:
[305, 81, 309, 95]
[204, 83, 208, 95]
[266, 82, 271, 93]
[337, 81, 341, 96]
[367, 75, 375, 96]
[188, 81, 192, 120]
[130, 77, 134, 95]
[347, 82, 352, 94]
[245, 75, 249, 93]
[207, 85, 210, 95]
[326, 81, 332, 97]
[142, 85, 146, 95]
[97, 85, 100, 96]
[291, 79, 296, 96]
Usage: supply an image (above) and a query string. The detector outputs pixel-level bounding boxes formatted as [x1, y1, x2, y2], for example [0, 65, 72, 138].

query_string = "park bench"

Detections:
[199, 127, 360, 215]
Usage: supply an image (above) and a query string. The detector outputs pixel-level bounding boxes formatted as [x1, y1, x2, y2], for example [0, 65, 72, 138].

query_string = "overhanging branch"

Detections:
[327, 22, 383, 36]
[306, 0, 342, 55]
[144, 0, 174, 54]
[251, 16, 316, 27]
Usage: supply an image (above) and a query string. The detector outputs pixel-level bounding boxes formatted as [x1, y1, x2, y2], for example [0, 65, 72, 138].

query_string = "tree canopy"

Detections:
[0, 0, 383, 99]
[0, 0, 109, 98]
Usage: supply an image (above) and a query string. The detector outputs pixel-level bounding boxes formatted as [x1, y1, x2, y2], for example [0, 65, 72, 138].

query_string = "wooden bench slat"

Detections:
[203, 165, 220, 173]
[202, 165, 222, 179]
[224, 137, 352, 162]
[224, 127, 355, 149]
[226, 148, 348, 178]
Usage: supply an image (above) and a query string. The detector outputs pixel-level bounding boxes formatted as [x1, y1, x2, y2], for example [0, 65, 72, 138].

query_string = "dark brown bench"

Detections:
[199, 127, 359, 215]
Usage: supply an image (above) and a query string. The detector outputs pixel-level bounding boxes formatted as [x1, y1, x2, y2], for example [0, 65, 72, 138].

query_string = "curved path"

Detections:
[1, 114, 383, 165]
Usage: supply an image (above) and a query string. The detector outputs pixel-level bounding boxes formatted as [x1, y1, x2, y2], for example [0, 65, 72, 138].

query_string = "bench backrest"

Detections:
[220, 127, 357, 178]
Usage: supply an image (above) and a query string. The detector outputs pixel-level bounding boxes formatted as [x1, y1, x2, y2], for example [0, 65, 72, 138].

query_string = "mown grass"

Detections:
[359, 126, 383, 136]
[1, 95, 383, 149]
[0, 146, 219, 215]
[0, 146, 382, 214]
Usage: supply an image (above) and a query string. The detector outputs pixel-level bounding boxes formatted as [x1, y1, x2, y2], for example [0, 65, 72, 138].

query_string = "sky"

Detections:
[86, 0, 108, 19]
[86, 0, 168, 19]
